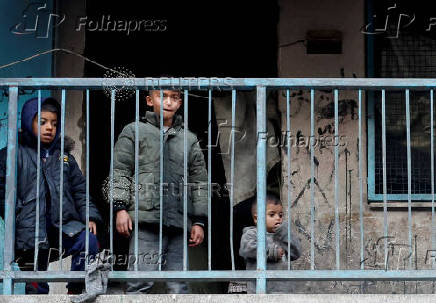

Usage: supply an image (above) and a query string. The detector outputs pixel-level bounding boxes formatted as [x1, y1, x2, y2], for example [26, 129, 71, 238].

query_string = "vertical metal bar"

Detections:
[230, 89, 236, 271]
[58, 90, 66, 269]
[183, 90, 188, 271]
[359, 90, 365, 270]
[382, 89, 388, 270]
[405, 89, 413, 269]
[334, 89, 340, 270]
[256, 86, 267, 294]
[109, 90, 115, 270]
[286, 89, 292, 270]
[34, 90, 41, 271]
[134, 90, 139, 271]
[367, 91, 376, 200]
[431, 89, 435, 270]
[85, 90, 90, 271]
[3, 86, 19, 295]
[159, 90, 164, 271]
[310, 89, 315, 270]
[208, 89, 212, 271]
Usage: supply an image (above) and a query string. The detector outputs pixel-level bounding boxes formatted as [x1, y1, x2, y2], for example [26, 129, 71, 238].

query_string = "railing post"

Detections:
[256, 85, 267, 294]
[3, 86, 19, 294]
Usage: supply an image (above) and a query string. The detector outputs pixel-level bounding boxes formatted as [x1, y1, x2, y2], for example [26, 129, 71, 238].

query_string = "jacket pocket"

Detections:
[135, 172, 156, 210]
[176, 195, 194, 215]
[16, 197, 37, 228]
[22, 196, 36, 205]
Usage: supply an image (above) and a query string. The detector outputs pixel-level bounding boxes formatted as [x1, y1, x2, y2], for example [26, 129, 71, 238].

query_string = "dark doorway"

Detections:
[84, 0, 278, 292]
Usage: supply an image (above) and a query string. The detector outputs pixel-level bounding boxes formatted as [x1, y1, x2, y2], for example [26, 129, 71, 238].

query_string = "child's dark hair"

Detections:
[251, 191, 282, 216]
[41, 103, 58, 113]
[40, 98, 60, 114]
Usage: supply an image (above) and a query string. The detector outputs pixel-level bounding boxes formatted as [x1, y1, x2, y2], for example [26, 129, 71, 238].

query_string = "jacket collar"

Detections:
[19, 131, 75, 167]
[19, 131, 75, 153]
[143, 111, 183, 135]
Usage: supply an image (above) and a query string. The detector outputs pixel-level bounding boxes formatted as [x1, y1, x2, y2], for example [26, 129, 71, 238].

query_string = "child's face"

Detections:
[253, 202, 284, 233]
[32, 111, 57, 144]
[146, 90, 182, 124]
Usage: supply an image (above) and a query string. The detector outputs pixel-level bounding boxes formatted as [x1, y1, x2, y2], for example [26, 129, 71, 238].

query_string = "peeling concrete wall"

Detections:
[278, 0, 435, 294]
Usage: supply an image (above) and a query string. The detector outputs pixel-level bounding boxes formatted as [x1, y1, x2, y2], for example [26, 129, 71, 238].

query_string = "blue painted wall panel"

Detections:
[0, 0, 53, 148]
[0, 1, 53, 293]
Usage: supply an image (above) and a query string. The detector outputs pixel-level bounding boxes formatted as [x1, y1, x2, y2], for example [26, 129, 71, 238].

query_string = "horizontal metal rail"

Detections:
[1, 78, 436, 89]
[0, 270, 435, 282]
[1, 78, 436, 295]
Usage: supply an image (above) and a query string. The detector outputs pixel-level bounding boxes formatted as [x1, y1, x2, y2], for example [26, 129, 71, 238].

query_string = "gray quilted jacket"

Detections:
[106, 111, 208, 228]
[239, 222, 301, 294]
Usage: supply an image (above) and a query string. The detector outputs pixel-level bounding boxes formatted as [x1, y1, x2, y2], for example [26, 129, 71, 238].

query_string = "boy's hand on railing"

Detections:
[116, 210, 132, 237]
[89, 221, 97, 235]
[189, 225, 204, 247]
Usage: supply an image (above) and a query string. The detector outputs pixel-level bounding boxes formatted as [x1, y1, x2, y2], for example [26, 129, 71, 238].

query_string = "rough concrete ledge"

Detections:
[1, 295, 436, 303]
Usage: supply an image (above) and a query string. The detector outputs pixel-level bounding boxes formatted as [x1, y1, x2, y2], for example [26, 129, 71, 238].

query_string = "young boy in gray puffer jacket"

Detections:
[239, 192, 301, 294]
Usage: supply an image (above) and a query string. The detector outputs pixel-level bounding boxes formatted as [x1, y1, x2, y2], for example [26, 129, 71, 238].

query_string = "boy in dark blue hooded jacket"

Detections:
[0, 97, 102, 294]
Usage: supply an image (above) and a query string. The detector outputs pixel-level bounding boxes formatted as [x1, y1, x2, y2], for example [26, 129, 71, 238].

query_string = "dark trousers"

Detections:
[16, 229, 99, 294]
[126, 224, 188, 294]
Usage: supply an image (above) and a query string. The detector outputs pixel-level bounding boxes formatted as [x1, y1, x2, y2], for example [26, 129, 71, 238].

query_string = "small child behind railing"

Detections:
[239, 192, 301, 294]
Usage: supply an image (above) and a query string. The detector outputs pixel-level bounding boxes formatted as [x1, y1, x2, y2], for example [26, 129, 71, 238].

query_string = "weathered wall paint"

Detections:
[278, 0, 435, 294]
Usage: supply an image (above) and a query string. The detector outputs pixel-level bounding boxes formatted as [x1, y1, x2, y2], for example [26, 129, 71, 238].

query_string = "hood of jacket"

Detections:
[19, 96, 71, 155]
